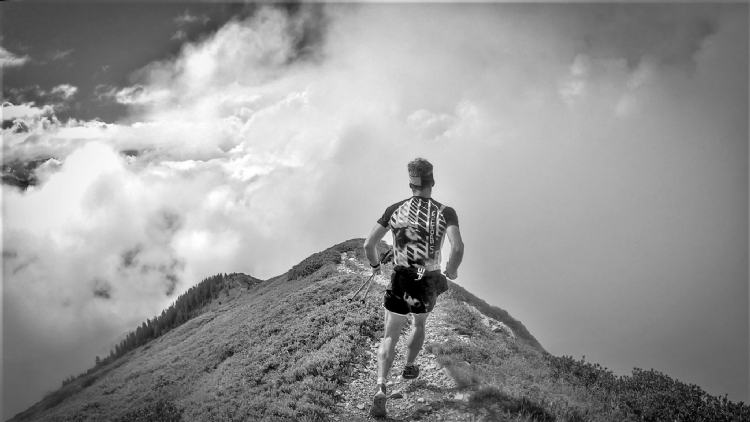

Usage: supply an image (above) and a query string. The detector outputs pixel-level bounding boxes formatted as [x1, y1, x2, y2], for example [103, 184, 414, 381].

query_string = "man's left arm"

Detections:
[364, 223, 389, 272]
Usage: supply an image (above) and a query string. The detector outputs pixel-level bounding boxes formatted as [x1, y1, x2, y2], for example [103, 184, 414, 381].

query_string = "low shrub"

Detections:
[445, 282, 544, 351]
[287, 238, 390, 281]
[470, 385, 555, 421]
[81, 375, 98, 389]
[43, 388, 75, 410]
[428, 338, 489, 388]
[448, 360, 481, 387]
[288, 250, 341, 281]
[112, 400, 183, 422]
[443, 300, 484, 336]
[548, 355, 750, 422]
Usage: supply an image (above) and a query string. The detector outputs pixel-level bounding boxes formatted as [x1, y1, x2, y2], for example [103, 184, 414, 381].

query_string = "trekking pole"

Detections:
[361, 275, 374, 303]
[348, 274, 375, 303]
[348, 248, 393, 303]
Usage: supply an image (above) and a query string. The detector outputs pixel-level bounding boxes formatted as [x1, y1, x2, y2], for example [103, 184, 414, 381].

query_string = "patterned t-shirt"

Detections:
[377, 196, 459, 272]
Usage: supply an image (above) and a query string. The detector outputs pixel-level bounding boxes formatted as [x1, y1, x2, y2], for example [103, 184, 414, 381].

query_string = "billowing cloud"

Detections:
[51, 84, 78, 100]
[4, 3, 747, 419]
[101, 84, 171, 105]
[0, 46, 29, 67]
[2, 102, 55, 121]
[2, 84, 80, 126]
[175, 10, 209, 26]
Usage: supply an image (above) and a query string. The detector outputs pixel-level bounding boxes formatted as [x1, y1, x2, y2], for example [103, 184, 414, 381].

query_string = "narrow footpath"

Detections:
[331, 253, 512, 422]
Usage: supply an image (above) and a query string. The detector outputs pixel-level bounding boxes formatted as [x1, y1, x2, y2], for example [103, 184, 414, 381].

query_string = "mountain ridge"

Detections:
[9, 238, 749, 422]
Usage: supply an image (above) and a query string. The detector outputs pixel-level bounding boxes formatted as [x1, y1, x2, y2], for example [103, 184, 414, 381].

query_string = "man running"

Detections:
[363, 157, 464, 418]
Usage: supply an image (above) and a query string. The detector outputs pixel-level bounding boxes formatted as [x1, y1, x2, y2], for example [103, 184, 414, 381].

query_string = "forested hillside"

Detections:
[59, 273, 262, 389]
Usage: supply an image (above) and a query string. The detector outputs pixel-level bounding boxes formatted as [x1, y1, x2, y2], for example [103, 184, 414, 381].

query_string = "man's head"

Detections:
[408, 157, 435, 191]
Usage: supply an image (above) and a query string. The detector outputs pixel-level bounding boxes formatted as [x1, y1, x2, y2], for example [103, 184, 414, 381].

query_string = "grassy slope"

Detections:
[11, 238, 748, 422]
[11, 239, 384, 422]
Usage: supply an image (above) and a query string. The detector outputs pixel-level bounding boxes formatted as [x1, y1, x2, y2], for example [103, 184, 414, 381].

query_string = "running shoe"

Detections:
[402, 363, 420, 379]
[369, 383, 387, 417]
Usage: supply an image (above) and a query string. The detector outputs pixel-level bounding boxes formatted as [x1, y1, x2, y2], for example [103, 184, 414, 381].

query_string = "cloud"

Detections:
[0, 46, 30, 67]
[2, 102, 55, 121]
[2, 84, 79, 124]
[407, 101, 481, 142]
[51, 84, 78, 100]
[172, 10, 210, 42]
[4, 3, 747, 418]
[48, 49, 74, 61]
[102, 84, 171, 105]
[172, 29, 188, 41]
[175, 10, 210, 26]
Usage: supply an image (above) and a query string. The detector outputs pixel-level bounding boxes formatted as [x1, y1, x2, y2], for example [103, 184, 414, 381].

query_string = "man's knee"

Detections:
[383, 310, 407, 340]
[412, 313, 429, 329]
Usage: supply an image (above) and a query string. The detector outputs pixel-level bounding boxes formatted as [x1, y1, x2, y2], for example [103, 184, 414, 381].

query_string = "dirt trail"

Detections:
[332, 254, 504, 422]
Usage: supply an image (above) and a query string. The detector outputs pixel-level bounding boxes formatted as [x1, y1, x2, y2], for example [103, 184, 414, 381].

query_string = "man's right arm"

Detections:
[364, 223, 389, 270]
[444, 225, 464, 280]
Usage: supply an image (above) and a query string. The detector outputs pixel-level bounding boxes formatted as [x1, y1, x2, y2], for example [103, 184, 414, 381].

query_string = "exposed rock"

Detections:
[416, 405, 432, 413]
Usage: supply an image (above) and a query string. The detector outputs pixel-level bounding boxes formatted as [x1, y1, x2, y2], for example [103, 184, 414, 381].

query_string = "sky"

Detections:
[2, 2, 748, 420]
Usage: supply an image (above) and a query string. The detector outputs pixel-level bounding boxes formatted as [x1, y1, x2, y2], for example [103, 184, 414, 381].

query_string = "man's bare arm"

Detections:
[364, 223, 389, 267]
[444, 225, 464, 280]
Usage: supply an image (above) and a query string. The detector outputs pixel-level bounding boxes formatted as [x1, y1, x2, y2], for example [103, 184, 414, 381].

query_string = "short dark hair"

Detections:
[407, 158, 433, 178]
[408, 158, 434, 190]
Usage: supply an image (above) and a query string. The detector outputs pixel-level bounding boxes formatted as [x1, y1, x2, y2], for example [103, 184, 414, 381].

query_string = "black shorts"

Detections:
[383, 266, 448, 315]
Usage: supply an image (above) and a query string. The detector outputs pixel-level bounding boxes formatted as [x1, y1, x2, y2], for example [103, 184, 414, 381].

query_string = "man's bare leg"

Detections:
[371, 309, 408, 417]
[405, 312, 429, 366]
[377, 309, 408, 382]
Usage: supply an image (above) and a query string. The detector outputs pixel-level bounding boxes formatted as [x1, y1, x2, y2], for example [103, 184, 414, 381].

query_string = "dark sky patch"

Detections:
[120, 149, 142, 157]
[280, 3, 329, 65]
[120, 245, 142, 269]
[161, 210, 183, 236]
[8, 120, 30, 133]
[578, 3, 723, 70]
[13, 261, 31, 275]
[93, 279, 112, 299]
[164, 274, 178, 296]
[7, 255, 36, 274]
[146, 209, 184, 244]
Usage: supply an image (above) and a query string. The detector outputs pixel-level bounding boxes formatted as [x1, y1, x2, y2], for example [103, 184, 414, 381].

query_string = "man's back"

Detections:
[377, 196, 458, 272]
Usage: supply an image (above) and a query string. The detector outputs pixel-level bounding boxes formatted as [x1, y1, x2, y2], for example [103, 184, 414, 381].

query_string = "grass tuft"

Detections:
[443, 300, 484, 337]
[471, 385, 555, 421]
